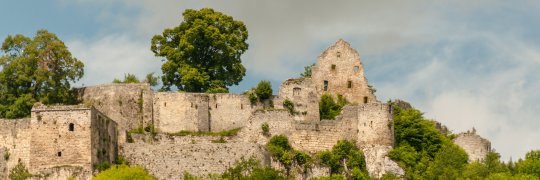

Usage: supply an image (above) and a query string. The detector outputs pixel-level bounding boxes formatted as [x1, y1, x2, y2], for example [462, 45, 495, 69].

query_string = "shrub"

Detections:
[94, 162, 111, 172]
[283, 99, 295, 115]
[248, 92, 258, 105]
[261, 122, 270, 136]
[9, 162, 32, 180]
[318, 140, 367, 176]
[319, 94, 347, 120]
[255, 80, 272, 100]
[93, 164, 155, 180]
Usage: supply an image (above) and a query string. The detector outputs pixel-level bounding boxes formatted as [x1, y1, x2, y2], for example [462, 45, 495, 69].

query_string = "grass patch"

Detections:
[169, 128, 241, 137]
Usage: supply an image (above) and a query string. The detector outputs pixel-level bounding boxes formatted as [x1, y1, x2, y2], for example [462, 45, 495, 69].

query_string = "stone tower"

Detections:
[311, 39, 377, 104]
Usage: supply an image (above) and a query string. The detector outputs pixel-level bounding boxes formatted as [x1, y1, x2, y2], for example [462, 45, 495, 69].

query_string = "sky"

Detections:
[1, 0, 539, 161]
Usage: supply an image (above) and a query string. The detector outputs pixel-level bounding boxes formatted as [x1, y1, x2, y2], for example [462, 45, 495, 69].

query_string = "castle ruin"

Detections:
[0, 39, 490, 179]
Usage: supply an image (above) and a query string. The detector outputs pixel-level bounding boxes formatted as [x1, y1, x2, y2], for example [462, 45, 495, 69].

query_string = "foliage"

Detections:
[115, 155, 128, 165]
[113, 73, 140, 84]
[248, 91, 257, 105]
[94, 162, 111, 172]
[169, 128, 241, 137]
[319, 94, 347, 120]
[367, 84, 376, 94]
[219, 157, 285, 180]
[312, 174, 346, 180]
[515, 150, 540, 178]
[267, 135, 312, 177]
[211, 136, 227, 143]
[129, 126, 145, 134]
[261, 122, 270, 136]
[255, 80, 272, 100]
[9, 162, 32, 180]
[143, 72, 159, 86]
[93, 164, 155, 180]
[424, 144, 469, 179]
[380, 173, 400, 180]
[283, 99, 295, 115]
[0, 30, 84, 118]
[318, 140, 367, 177]
[300, 63, 315, 78]
[151, 8, 248, 92]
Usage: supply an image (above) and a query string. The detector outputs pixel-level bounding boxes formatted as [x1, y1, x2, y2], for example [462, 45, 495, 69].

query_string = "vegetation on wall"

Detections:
[169, 127, 241, 137]
[112, 72, 159, 87]
[300, 63, 315, 78]
[255, 80, 272, 100]
[283, 99, 296, 115]
[318, 140, 369, 179]
[267, 135, 312, 178]
[151, 8, 248, 93]
[9, 162, 32, 180]
[319, 94, 347, 120]
[0, 30, 84, 118]
[93, 164, 155, 180]
[261, 122, 270, 136]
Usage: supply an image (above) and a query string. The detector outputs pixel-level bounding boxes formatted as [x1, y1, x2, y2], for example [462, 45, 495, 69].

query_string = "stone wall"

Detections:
[153, 92, 209, 133]
[453, 131, 491, 162]
[357, 103, 394, 147]
[78, 83, 153, 145]
[311, 39, 377, 104]
[208, 94, 255, 131]
[122, 142, 267, 179]
[275, 78, 320, 121]
[29, 105, 93, 175]
[91, 109, 118, 167]
[363, 146, 404, 178]
[0, 118, 31, 179]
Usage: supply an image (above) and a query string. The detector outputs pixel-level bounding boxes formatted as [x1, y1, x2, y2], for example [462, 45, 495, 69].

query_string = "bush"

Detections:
[9, 162, 32, 180]
[319, 94, 347, 120]
[318, 140, 367, 176]
[283, 99, 295, 115]
[261, 122, 270, 136]
[93, 164, 155, 180]
[255, 80, 272, 100]
[248, 92, 258, 105]
[94, 162, 111, 172]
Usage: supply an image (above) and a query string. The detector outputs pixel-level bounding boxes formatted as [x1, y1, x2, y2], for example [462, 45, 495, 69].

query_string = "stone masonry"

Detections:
[0, 39, 491, 179]
[453, 129, 491, 162]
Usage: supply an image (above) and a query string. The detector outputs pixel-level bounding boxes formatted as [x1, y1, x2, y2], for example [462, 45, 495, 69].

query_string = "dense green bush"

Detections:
[255, 80, 272, 100]
[319, 94, 347, 120]
[261, 122, 270, 136]
[267, 135, 311, 177]
[93, 164, 155, 180]
[283, 99, 295, 115]
[319, 140, 367, 177]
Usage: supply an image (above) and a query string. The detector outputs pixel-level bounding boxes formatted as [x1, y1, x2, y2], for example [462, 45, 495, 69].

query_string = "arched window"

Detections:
[69, 123, 75, 131]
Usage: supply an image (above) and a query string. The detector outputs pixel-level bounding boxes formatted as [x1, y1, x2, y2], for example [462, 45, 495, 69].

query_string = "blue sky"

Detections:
[1, 0, 539, 160]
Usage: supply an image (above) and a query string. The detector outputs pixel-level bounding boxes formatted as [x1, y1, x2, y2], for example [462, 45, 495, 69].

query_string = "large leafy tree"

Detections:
[151, 8, 248, 92]
[0, 30, 84, 118]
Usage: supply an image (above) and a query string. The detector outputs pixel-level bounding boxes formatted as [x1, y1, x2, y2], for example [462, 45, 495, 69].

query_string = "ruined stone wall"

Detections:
[311, 39, 376, 104]
[235, 109, 295, 145]
[289, 105, 358, 153]
[91, 110, 118, 167]
[29, 105, 93, 174]
[0, 118, 31, 179]
[77, 83, 153, 145]
[122, 142, 267, 179]
[453, 132, 491, 162]
[275, 78, 320, 121]
[153, 92, 209, 133]
[208, 94, 255, 131]
[357, 103, 394, 147]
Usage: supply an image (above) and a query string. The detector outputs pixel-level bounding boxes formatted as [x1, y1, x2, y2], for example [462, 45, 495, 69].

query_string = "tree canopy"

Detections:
[151, 8, 248, 92]
[0, 30, 84, 118]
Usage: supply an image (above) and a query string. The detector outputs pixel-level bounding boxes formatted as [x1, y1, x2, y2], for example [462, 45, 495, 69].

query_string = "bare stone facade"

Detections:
[0, 105, 117, 180]
[6, 39, 504, 179]
[453, 130, 491, 162]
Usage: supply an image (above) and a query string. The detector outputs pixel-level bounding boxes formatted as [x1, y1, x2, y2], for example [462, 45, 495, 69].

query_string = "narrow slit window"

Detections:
[164, 102, 167, 107]
[323, 80, 328, 91]
[347, 81, 352, 88]
[364, 96, 368, 104]
[69, 123, 74, 131]
[215, 104, 218, 109]
[331, 64, 336, 70]
[240, 104, 243, 109]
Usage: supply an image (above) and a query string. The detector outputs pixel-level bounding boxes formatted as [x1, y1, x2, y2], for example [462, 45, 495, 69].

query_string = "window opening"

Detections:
[164, 102, 167, 107]
[331, 64, 336, 70]
[337, 52, 341, 58]
[347, 81, 352, 88]
[364, 96, 368, 104]
[57, 152, 62, 157]
[293, 87, 301, 96]
[69, 123, 74, 131]
[323, 81, 328, 91]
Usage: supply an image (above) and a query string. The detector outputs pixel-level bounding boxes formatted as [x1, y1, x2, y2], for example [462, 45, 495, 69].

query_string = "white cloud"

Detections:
[67, 35, 161, 87]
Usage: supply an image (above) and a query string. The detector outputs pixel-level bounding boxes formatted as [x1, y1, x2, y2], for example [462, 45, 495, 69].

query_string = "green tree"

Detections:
[255, 80, 272, 100]
[424, 144, 469, 179]
[267, 135, 311, 178]
[300, 63, 315, 78]
[0, 30, 84, 118]
[93, 164, 155, 180]
[113, 73, 140, 84]
[151, 8, 248, 92]
[516, 150, 540, 178]
[143, 72, 159, 87]
[319, 140, 367, 178]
